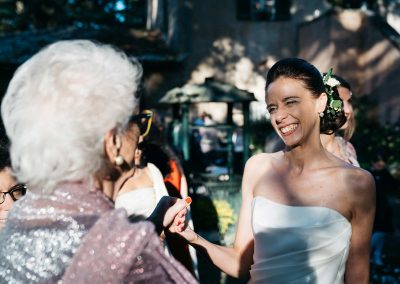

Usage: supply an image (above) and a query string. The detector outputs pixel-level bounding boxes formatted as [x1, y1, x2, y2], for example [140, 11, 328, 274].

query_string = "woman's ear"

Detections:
[104, 130, 121, 162]
[317, 92, 328, 114]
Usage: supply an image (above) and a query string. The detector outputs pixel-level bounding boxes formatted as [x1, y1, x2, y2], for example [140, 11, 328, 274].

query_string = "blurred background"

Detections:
[0, 0, 399, 283]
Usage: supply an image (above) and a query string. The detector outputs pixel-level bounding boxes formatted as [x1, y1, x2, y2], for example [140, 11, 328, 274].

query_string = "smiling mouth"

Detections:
[279, 124, 299, 136]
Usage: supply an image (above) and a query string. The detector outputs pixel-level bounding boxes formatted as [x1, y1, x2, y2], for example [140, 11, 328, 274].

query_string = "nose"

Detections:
[274, 108, 288, 125]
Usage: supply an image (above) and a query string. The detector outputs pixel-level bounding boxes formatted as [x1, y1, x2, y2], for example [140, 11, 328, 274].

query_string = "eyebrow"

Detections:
[282, 96, 300, 102]
[266, 95, 301, 108]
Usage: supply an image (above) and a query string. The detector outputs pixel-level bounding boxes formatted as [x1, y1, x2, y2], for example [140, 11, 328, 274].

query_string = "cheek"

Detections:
[343, 101, 353, 114]
[0, 196, 15, 211]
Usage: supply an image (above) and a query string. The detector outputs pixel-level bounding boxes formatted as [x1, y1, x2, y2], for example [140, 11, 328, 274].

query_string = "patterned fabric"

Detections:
[335, 136, 360, 167]
[0, 181, 197, 284]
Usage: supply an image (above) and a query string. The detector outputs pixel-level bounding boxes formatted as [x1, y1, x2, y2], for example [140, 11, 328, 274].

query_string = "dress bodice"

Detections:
[250, 196, 351, 284]
[115, 187, 156, 217]
[114, 163, 169, 218]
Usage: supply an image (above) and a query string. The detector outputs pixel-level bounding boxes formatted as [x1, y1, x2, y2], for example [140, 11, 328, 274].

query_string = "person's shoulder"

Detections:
[342, 165, 374, 189]
[147, 162, 161, 174]
[246, 151, 283, 167]
[338, 164, 375, 206]
[244, 151, 283, 183]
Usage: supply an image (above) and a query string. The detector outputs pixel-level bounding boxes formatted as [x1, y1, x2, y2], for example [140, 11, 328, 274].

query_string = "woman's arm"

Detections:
[172, 157, 262, 278]
[345, 169, 376, 283]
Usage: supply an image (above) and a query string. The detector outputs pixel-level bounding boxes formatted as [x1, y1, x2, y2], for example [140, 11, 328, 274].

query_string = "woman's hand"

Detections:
[168, 204, 198, 243]
[147, 196, 191, 235]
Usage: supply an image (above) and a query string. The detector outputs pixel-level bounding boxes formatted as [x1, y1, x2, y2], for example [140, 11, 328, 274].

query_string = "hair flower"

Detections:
[326, 77, 340, 88]
[321, 67, 343, 116]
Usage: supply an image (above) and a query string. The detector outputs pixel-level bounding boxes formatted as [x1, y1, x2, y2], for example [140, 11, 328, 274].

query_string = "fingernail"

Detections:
[185, 197, 192, 205]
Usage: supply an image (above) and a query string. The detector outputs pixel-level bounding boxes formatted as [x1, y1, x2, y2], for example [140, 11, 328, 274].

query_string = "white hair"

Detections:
[1, 40, 142, 192]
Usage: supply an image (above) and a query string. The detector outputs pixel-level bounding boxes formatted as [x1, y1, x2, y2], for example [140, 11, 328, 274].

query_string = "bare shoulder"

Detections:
[339, 164, 376, 213]
[246, 151, 283, 165]
[342, 166, 375, 196]
[242, 151, 283, 195]
[245, 151, 282, 173]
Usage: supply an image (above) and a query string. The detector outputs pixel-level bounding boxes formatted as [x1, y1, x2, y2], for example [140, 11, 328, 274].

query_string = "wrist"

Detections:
[189, 232, 200, 245]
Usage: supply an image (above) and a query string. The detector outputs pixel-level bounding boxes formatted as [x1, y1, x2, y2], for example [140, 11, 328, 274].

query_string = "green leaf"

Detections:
[330, 99, 342, 110]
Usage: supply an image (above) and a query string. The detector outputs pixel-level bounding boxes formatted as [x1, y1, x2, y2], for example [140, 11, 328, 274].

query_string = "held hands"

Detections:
[168, 197, 198, 243]
[148, 196, 198, 243]
[148, 196, 191, 235]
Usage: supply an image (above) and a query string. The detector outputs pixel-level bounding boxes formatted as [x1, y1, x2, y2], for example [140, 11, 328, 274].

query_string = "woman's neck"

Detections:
[100, 167, 136, 201]
[284, 133, 331, 174]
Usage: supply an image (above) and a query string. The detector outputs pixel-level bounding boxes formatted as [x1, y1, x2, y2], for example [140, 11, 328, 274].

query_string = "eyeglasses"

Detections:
[0, 184, 27, 204]
[129, 110, 153, 137]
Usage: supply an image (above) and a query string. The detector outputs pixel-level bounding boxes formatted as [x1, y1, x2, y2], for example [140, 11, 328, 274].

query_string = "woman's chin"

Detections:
[280, 133, 302, 148]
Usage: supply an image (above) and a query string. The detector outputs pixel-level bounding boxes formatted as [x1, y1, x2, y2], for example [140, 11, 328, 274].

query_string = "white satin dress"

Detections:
[115, 163, 168, 218]
[249, 196, 352, 284]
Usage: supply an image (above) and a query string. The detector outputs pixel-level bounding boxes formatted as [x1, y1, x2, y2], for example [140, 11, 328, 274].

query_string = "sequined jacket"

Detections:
[0, 181, 197, 283]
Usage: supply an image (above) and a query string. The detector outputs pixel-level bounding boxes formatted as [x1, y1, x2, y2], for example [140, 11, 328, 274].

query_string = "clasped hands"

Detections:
[147, 196, 197, 243]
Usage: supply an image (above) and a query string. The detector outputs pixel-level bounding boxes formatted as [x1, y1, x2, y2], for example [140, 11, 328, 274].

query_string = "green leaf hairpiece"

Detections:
[322, 68, 343, 116]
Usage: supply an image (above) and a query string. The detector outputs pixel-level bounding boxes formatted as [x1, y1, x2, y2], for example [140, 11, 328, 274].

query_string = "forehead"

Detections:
[265, 77, 309, 103]
[337, 87, 351, 101]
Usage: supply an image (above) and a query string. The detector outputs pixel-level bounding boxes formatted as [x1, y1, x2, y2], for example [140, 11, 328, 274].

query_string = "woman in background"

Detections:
[320, 74, 359, 166]
[115, 134, 169, 220]
[0, 142, 26, 230]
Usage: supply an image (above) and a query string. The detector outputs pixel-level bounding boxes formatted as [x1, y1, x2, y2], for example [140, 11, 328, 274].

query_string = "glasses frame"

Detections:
[0, 183, 27, 204]
[129, 110, 153, 137]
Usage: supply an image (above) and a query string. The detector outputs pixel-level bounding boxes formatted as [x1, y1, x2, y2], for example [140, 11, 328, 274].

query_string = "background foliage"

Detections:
[0, 0, 147, 33]
[352, 96, 400, 177]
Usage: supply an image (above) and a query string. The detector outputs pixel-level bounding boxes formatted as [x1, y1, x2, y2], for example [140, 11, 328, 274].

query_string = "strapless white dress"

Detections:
[115, 163, 168, 218]
[250, 196, 351, 284]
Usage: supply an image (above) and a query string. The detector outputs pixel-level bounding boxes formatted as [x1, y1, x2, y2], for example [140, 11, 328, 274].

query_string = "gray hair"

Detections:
[1, 40, 142, 192]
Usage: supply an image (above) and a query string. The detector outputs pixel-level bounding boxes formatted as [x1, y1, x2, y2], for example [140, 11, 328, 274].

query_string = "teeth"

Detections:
[280, 124, 298, 134]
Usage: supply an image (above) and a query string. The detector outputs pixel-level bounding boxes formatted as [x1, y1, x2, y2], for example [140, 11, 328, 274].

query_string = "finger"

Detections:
[179, 209, 187, 217]
[165, 199, 188, 225]
[170, 199, 187, 215]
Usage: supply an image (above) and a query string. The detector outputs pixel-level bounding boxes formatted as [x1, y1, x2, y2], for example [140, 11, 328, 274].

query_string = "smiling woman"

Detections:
[169, 58, 376, 284]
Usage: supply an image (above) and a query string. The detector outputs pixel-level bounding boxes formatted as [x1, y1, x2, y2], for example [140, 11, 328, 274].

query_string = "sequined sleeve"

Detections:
[61, 209, 197, 284]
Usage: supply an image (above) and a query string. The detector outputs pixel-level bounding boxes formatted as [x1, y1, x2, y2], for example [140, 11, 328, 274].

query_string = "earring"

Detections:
[114, 155, 124, 166]
[319, 112, 324, 118]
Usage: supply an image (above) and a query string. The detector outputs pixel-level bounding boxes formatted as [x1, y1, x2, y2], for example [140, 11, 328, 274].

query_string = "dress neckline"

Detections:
[116, 187, 154, 199]
[253, 195, 351, 225]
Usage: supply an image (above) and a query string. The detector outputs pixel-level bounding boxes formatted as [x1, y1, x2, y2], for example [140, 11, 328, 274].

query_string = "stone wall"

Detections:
[148, 0, 331, 121]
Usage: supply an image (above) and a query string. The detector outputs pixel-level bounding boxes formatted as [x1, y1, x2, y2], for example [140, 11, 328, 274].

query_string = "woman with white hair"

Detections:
[0, 40, 197, 283]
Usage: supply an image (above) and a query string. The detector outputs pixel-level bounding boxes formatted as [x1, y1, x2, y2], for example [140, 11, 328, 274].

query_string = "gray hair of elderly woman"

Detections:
[1, 40, 142, 193]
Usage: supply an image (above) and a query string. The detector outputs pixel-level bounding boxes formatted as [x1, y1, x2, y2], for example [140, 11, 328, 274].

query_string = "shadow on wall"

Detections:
[298, 9, 400, 124]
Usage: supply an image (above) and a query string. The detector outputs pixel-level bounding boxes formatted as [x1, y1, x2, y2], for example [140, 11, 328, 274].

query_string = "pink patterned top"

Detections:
[335, 136, 360, 167]
[0, 181, 197, 284]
